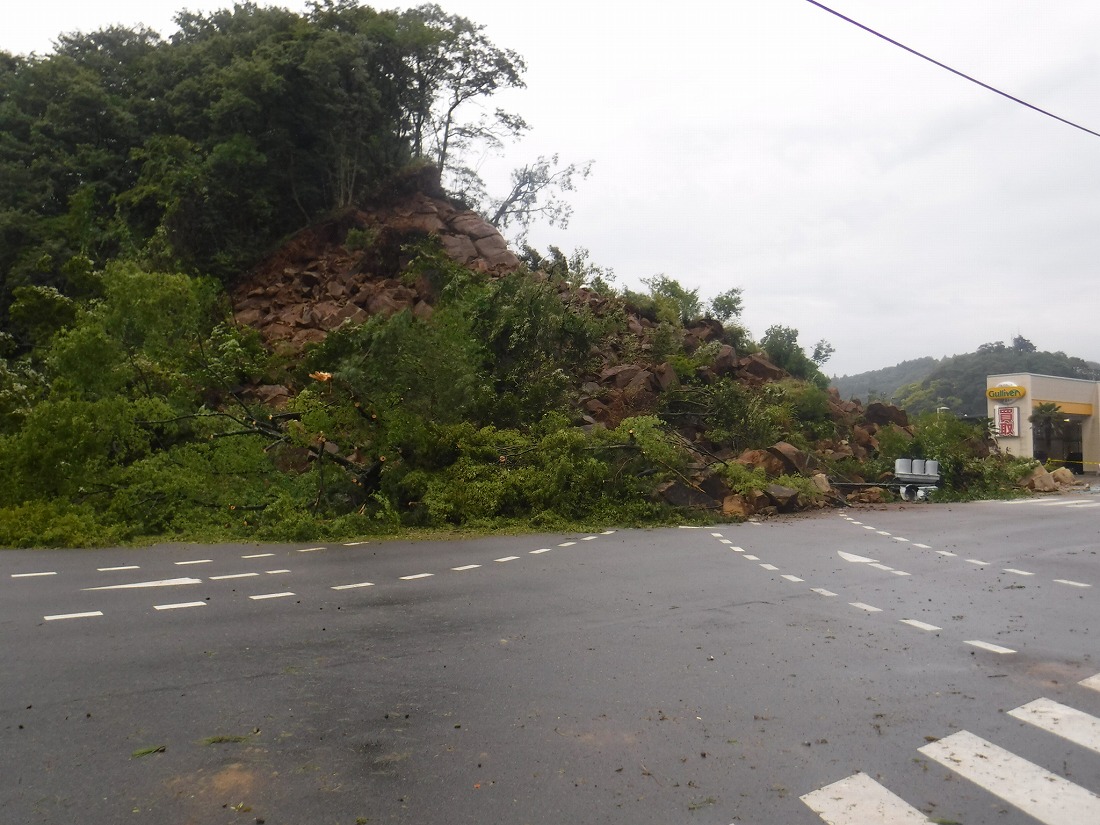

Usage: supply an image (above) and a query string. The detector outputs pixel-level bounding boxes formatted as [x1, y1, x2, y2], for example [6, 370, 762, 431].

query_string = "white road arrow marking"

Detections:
[83, 577, 202, 591]
[838, 551, 878, 564]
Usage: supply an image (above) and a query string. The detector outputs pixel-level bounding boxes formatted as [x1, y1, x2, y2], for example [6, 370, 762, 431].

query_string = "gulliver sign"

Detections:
[987, 385, 1026, 401]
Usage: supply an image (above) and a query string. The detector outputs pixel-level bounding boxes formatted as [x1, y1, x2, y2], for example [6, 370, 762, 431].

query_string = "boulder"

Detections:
[863, 402, 909, 427]
[1050, 467, 1077, 486]
[846, 486, 888, 504]
[767, 441, 824, 476]
[1022, 465, 1057, 492]
[736, 354, 786, 382]
[735, 449, 786, 478]
[722, 494, 754, 518]
[811, 473, 832, 494]
[654, 481, 720, 510]
[764, 483, 801, 512]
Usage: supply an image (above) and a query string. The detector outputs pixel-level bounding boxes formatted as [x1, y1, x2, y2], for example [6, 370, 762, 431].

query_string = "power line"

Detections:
[804, 0, 1100, 139]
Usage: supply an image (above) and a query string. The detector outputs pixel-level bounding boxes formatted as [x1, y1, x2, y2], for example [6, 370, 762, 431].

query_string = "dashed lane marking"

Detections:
[1003, 568, 1035, 576]
[154, 601, 206, 611]
[936, 550, 957, 557]
[452, 565, 481, 571]
[297, 546, 325, 553]
[811, 588, 837, 597]
[849, 602, 882, 613]
[249, 592, 296, 600]
[710, 532, 724, 537]
[869, 563, 894, 571]
[84, 577, 201, 591]
[966, 559, 990, 566]
[801, 772, 929, 824]
[495, 556, 520, 562]
[265, 569, 290, 574]
[719, 539, 733, 544]
[558, 541, 576, 547]
[581, 535, 598, 541]
[876, 531, 891, 536]
[529, 549, 550, 555]
[11, 571, 57, 578]
[760, 563, 778, 571]
[331, 582, 374, 590]
[1008, 697, 1100, 755]
[892, 537, 910, 542]
[600, 530, 616, 535]
[730, 546, 745, 552]
[1054, 579, 1091, 588]
[242, 553, 274, 559]
[343, 541, 370, 545]
[399, 573, 433, 580]
[175, 559, 212, 565]
[209, 573, 259, 580]
[862, 526, 876, 530]
[892, 570, 911, 576]
[913, 543, 931, 549]
[919, 730, 1100, 825]
[965, 640, 1016, 654]
[98, 566, 139, 572]
[743, 554, 760, 561]
[900, 619, 942, 632]
[781, 574, 804, 582]
[44, 611, 103, 621]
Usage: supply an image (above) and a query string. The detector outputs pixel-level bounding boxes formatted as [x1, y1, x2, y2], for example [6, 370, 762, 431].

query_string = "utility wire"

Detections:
[804, 0, 1100, 139]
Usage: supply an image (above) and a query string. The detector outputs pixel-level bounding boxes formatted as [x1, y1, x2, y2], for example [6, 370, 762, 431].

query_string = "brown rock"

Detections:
[1022, 465, 1057, 492]
[722, 494, 754, 518]
[764, 483, 801, 512]
[439, 234, 478, 262]
[735, 449, 786, 478]
[1050, 467, 1077, 486]
[864, 402, 909, 427]
[847, 487, 887, 504]
[767, 441, 824, 476]
[736, 354, 786, 381]
[653, 362, 681, 392]
[654, 481, 720, 510]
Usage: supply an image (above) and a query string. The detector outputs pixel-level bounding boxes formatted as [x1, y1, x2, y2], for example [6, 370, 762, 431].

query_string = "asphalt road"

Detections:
[2, 493, 1099, 825]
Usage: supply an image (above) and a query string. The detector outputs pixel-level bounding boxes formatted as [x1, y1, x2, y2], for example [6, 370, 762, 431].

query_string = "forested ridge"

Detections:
[0, 3, 1038, 547]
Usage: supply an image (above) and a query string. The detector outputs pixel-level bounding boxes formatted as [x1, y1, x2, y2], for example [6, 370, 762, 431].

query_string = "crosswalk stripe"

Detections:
[1008, 698, 1100, 755]
[800, 772, 929, 824]
[918, 730, 1100, 825]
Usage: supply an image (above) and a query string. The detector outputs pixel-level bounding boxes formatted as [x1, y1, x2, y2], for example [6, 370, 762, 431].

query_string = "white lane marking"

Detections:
[242, 553, 274, 559]
[876, 531, 892, 536]
[1066, 502, 1100, 508]
[495, 556, 520, 562]
[862, 526, 876, 530]
[719, 539, 733, 545]
[850, 602, 882, 613]
[710, 532, 724, 537]
[801, 772, 929, 824]
[558, 541, 576, 547]
[781, 574, 804, 582]
[913, 543, 931, 549]
[98, 566, 139, 572]
[892, 570, 912, 577]
[1054, 579, 1091, 588]
[331, 582, 374, 590]
[892, 537, 910, 542]
[83, 577, 202, 591]
[936, 551, 957, 557]
[343, 541, 370, 545]
[529, 549, 550, 555]
[601, 530, 616, 535]
[297, 546, 325, 553]
[965, 640, 1016, 654]
[849, 521, 863, 525]
[154, 601, 206, 611]
[1081, 673, 1100, 692]
[811, 588, 837, 597]
[452, 564, 481, 571]
[44, 611, 103, 621]
[900, 619, 942, 631]
[730, 546, 745, 553]
[209, 573, 259, 580]
[400, 573, 434, 580]
[869, 563, 894, 572]
[266, 569, 290, 575]
[12, 571, 57, 578]
[748, 520, 762, 525]
[966, 559, 989, 566]
[838, 551, 877, 564]
[744, 554, 760, 561]
[249, 592, 295, 600]
[1003, 568, 1034, 576]
[678, 525, 704, 529]
[175, 559, 212, 565]
[760, 563, 778, 571]
[581, 535, 598, 541]
[919, 730, 1100, 825]
[1008, 698, 1100, 755]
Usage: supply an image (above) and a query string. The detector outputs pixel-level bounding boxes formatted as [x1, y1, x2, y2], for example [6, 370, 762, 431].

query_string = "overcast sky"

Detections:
[6, 1, 1100, 376]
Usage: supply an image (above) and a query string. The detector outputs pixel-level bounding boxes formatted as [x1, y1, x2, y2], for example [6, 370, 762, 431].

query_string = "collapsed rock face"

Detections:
[231, 167, 520, 350]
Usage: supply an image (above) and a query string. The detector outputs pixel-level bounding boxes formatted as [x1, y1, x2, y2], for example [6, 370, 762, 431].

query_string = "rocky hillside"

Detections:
[227, 167, 969, 519]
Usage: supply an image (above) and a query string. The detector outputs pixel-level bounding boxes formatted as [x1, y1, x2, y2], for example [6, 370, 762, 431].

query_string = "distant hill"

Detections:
[831, 357, 941, 403]
[832, 340, 1100, 418]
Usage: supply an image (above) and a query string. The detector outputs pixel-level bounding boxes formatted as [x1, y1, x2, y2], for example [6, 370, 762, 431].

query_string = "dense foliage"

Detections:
[0, 1, 525, 324]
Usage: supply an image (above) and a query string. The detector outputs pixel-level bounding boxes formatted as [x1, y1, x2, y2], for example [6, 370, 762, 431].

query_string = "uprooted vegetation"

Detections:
[0, 175, 1038, 547]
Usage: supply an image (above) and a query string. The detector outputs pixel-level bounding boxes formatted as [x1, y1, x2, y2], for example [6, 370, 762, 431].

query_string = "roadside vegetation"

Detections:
[0, 3, 1039, 547]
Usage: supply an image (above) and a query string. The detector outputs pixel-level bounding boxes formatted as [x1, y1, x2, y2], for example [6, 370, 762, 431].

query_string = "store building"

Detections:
[986, 373, 1100, 474]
